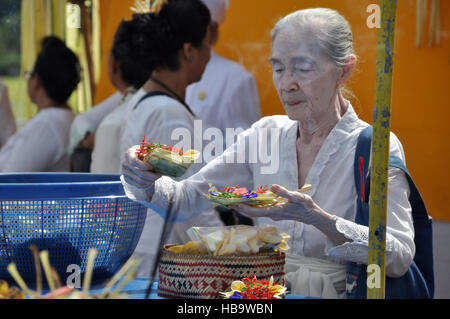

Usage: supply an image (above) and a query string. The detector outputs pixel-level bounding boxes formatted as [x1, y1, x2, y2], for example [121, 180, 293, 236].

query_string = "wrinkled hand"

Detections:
[121, 145, 161, 198]
[234, 184, 321, 224]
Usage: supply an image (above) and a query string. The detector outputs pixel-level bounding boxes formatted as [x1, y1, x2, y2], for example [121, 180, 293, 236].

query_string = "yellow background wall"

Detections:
[95, 0, 450, 221]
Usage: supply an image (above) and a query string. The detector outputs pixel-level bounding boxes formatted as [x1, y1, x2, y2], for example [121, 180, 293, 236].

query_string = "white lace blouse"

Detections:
[123, 102, 415, 278]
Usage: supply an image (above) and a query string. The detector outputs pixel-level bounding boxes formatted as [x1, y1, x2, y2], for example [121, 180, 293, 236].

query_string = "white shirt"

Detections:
[0, 79, 16, 148]
[120, 90, 224, 276]
[186, 51, 261, 135]
[126, 102, 415, 279]
[0, 107, 74, 172]
[89, 91, 137, 173]
[69, 91, 123, 154]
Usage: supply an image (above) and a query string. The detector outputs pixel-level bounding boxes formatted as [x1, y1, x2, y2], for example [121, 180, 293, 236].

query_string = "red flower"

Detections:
[222, 185, 240, 193]
[257, 185, 268, 194]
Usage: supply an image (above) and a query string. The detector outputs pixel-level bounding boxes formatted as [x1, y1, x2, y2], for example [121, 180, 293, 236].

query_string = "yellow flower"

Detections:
[268, 276, 287, 299]
[230, 281, 246, 292]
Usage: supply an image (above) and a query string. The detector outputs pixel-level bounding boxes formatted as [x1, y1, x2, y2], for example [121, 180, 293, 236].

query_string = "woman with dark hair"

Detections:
[119, 0, 225, 276]
[0, 36, 80, 172]
[69, 14, 152, 173]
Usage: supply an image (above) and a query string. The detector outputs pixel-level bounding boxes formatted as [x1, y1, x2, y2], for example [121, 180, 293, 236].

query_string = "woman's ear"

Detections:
[337, 54, 357, 87]
[29, 74, 41, 92]
[182, 42, 194, 63]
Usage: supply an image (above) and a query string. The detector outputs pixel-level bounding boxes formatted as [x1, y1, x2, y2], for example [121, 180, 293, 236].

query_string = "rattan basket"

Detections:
[157, 244, 286, 299]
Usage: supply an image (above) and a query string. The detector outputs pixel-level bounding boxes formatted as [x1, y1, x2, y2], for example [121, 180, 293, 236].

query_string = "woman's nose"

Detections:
[280, 71, 299, 92]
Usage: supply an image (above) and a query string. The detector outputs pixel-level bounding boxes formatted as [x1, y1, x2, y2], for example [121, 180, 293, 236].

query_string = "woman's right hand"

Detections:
[121, 145, 162, 199]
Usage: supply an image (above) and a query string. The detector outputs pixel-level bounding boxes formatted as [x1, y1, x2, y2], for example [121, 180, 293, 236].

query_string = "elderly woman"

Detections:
[121, 8, 419, 298]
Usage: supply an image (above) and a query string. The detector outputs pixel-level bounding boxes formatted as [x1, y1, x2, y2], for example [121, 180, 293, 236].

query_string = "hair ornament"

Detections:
[130, 0, 168, 14]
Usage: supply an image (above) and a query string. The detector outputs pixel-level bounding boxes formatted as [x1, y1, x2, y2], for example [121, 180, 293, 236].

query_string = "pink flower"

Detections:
[232, 188, 249, 196]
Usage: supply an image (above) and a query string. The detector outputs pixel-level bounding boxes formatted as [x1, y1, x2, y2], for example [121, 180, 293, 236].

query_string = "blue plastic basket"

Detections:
[0, 173, 147, 285]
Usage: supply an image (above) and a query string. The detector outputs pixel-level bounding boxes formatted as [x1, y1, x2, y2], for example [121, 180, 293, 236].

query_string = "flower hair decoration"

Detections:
[130, 0, 168, 14]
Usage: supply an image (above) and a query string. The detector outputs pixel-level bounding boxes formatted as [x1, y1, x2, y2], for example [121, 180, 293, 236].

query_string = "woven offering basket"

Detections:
[157, 245, 286, 299]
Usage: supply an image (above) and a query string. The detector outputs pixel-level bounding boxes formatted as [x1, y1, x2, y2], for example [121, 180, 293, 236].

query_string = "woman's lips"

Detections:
[285, 100, 303, 106]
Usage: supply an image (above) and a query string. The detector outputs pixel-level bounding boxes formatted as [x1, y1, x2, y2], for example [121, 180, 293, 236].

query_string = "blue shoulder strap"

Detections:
[347, 126, 434, 299]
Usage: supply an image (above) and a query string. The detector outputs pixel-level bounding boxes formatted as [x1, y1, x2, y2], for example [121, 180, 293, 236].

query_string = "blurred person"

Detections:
[119, 0, 224, 277]
[186, 0, 261, 139]
[187, 0, 261, 226]
[69, 16, 152, 173]
[0, 79, 16, 148]
[0, 36, 80, 172]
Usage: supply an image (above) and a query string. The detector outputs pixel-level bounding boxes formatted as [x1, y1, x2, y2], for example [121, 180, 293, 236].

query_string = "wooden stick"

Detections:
[39, 251, 56, 295]
[108, 259, 141, 299]
[82, 248, 97, 296]
[29, 245, 42, 296]
[99, 257, 138, 298]
[7, 263, 35, 298]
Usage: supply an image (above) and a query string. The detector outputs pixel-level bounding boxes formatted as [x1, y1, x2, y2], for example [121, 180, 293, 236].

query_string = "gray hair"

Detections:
[271, 8, 355, 68]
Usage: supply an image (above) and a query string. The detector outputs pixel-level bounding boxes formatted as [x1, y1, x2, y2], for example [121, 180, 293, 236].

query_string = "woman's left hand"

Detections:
[234, 184, 321, 224]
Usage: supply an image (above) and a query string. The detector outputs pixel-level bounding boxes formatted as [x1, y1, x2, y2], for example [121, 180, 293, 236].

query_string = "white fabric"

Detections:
[0, 79, 17, 148]
[89, 91, 137, 173]
[186, 51, 261, 145]
[120, 90, 224, 277]
[0, 107, 74, 172]
[199, 0, 229, 24]
[122, 101, 415, 293]
[285, 254, 346, 299]
[68, 91, 122, 154]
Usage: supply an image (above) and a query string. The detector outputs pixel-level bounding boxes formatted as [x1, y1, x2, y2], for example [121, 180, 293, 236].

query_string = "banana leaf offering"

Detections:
[136, 137, 199, 178]
[204, 184, 312, 208]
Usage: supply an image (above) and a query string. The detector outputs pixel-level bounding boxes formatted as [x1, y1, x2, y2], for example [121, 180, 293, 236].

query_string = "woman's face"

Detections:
[271, 25, 341, 122]
[189, 27, 211, 83]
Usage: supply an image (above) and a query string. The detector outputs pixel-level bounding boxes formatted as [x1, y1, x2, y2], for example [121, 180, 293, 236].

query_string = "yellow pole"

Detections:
[367, 0, 398, 299]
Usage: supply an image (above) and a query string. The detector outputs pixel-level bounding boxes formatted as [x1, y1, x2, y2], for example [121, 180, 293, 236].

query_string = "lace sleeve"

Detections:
[325, 168, 416, 278]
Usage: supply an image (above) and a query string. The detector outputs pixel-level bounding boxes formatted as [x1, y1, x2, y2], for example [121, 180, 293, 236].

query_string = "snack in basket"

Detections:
[204, 184, 312, 207]
[171, 225, 290, 256]
[136, 137, 199, 178]
[221, 275, 287, 299]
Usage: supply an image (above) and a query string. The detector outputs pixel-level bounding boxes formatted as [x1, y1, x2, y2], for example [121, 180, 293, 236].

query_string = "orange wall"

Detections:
[95, 0, 450, 221]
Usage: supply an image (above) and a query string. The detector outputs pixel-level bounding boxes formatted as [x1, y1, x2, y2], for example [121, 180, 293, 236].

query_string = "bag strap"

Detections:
[354, 126, 430, 223]
[353, 126, 434, 296]
[133, 91, 173, 111]
[132, 91, 196, 118]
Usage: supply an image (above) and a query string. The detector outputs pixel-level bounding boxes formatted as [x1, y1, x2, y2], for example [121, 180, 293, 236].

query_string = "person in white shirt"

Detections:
[121, 8, 416, 298]
[119, 0, 225, 277]
[187, 0, 261, 226]
[69, 16, 153, 173]
[186, 0, 261, 136]
[0, 36, 80, 172]
[0, 79, 16, 148]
